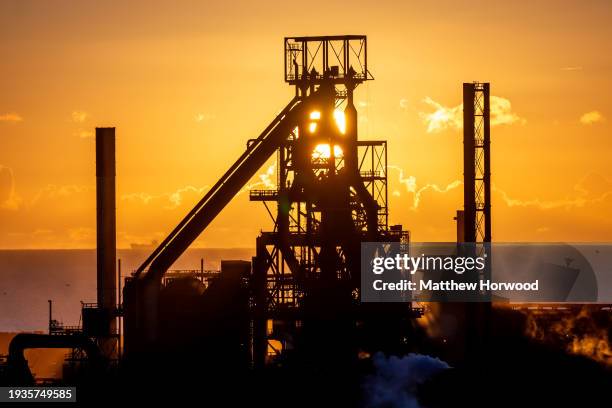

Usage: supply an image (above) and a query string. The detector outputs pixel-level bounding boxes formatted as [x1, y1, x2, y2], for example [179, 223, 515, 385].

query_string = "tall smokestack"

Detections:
[462, 84, 476, 243]
[462, 83, 491, 358]
[96, 127, 117, 330]
[455, 210, 465, 243]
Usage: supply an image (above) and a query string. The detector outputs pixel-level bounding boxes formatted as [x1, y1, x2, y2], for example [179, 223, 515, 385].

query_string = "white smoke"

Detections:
[363, 352, 450, 408]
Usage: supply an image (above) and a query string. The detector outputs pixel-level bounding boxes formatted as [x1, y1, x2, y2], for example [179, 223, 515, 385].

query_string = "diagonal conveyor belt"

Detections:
[135, 96, 305, 283]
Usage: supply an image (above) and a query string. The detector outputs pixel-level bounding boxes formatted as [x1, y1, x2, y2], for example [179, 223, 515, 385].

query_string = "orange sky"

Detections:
[1, 0, 611, 249]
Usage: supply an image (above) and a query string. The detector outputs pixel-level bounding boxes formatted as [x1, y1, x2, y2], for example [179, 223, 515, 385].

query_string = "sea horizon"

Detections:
[0, 248, 255, 332]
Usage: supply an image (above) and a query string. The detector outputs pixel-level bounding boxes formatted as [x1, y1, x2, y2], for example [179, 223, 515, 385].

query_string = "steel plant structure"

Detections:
[462, 82, 492, 353]
[1, 36, 423, 389]
[121, 35, 418, 371]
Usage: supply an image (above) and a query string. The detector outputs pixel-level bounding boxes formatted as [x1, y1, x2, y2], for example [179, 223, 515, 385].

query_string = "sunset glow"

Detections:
[0, 1, 611, 249]
[334, 109, 346, 134]
[312, 144, 343, 160]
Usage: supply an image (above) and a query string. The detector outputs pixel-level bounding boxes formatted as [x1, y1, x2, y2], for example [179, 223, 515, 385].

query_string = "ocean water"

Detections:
[0, 248, 254, 332]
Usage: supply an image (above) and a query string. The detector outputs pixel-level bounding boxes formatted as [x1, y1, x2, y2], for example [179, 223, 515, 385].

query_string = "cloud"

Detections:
[579, 111, 605, 125]
[75, 129, 94, 139]
[30, 184, 91, 206]
[494, 174, 612, 210]
[489, 96, 525, 126]
[70, 111, 92, 137]
[573, 173, 612, 199]
[420, 97, 463, 133]
[420, 96, 524, 133]
[195, 113, 215, 123]
[68, 227, 95, 242]
[121, 192, 155, 205]
[243, 163, 276, 191]
[120, 163, 275, 212]
[0, 113, 23, 123]
[168, 186, 209, 207]
[350, 101, 370, 123]
[388, 165, 461, 209]
[0, 165, 22, 210]
[71, 111, 89, 123]
[122, 185, 210, 210]
[561, 66, 583, 71]
[495, 186, 591, 210]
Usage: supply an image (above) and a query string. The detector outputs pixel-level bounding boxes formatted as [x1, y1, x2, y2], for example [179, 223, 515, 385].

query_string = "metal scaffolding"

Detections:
[250, 35, 414, 368]
[462, 82, 492, 354]
[463, 82, 491, 246]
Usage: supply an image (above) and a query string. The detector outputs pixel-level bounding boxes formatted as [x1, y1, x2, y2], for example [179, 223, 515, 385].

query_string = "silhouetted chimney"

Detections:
[96, 128, 116, 330]
[454, 210, 465, 243]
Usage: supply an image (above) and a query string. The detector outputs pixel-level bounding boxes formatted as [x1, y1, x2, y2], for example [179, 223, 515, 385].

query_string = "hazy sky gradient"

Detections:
[1, 0, 611, 248]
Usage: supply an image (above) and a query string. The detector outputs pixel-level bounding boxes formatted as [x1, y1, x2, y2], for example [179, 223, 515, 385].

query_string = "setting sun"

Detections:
[334, 109, 346, 134]
[0, 1, 611, 248]
[309, 111, 321, 120]
[312, 143, 343, 160]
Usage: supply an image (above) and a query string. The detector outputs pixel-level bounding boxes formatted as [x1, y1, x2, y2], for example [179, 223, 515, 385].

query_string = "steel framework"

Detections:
[249, 140, 393, 310]
[250, 36, 413, 368]
[462, 82, 492, 354]
[284, 35, 373, 86]
[463, 82, 491, 257]
[123, 36, 416, 367]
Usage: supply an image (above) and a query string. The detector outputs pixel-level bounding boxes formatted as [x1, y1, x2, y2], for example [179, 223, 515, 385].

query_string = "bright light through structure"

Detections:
[312, 143, 343, 160]
[307, 110, 345, 134]
[333, 109, 346, 134]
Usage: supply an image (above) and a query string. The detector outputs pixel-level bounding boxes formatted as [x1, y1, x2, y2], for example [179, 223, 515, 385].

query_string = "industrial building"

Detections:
[1, 35, 610, 406]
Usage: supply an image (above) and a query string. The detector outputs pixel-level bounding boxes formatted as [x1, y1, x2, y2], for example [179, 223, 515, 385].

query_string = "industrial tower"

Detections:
[462, 82, 492, 354]
[250, 36, 415, 368]
[463, 82, 491, 250]
[123, 36, 417, 368]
